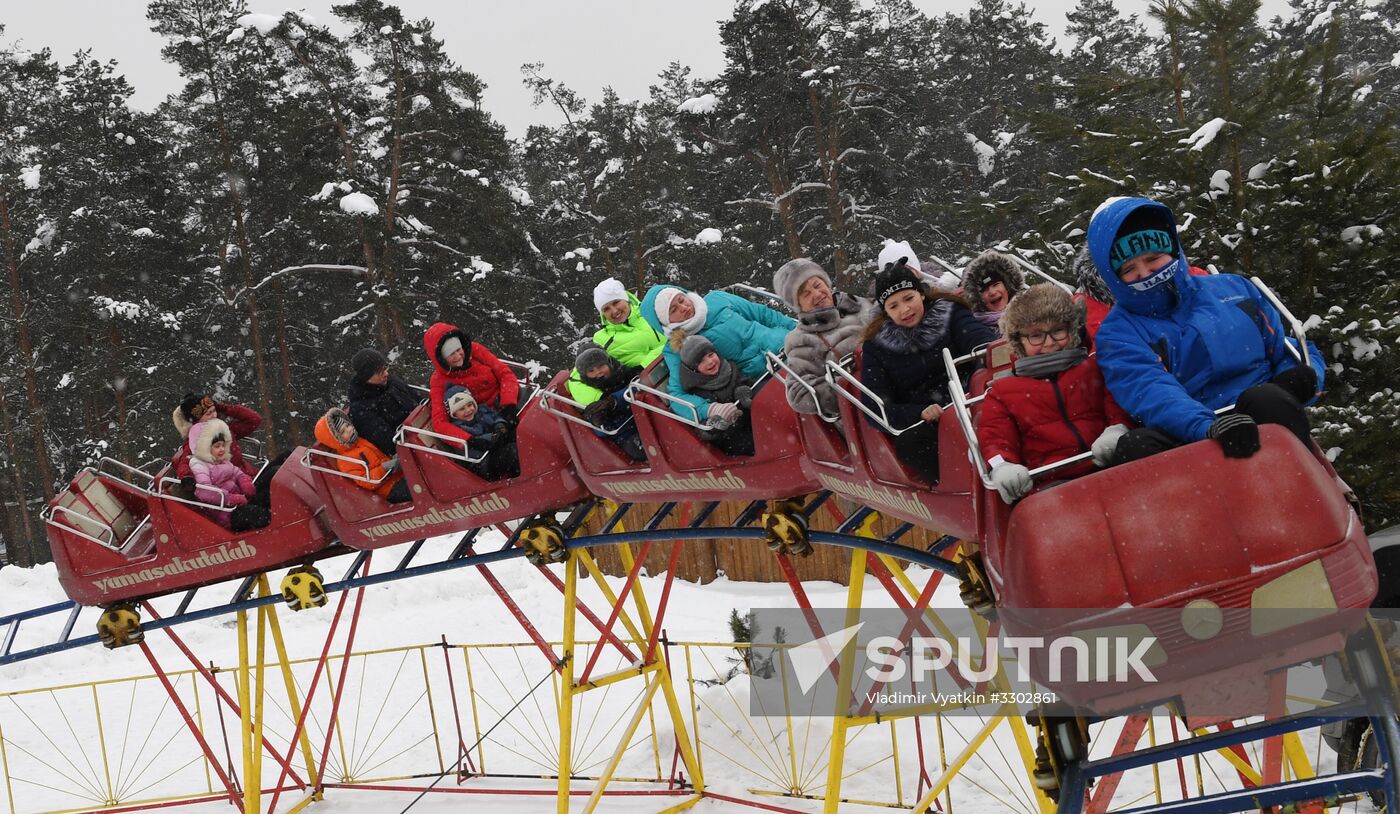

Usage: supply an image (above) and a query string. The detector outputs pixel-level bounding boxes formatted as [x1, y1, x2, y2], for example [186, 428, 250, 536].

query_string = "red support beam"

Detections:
[142, 602, 307, 790]
[577, 538, 655, 686]
[315, 557, 373, 794]
[137, 641, 241, 807]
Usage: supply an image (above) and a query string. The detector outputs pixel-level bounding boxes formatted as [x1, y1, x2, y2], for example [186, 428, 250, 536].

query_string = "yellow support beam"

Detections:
[236, 607, 252, 814]
[582, 672, 664, 813]
[557, 551, 579, 814]
[823, 547, 868, 814]
[265, 590, 321, 792]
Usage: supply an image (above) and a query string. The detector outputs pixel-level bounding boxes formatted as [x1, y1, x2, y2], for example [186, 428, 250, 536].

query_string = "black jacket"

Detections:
[859, 300, 994, 431]
[347, 373, 421, 454]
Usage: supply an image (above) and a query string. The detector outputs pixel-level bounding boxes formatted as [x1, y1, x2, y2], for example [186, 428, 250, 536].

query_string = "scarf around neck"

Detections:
[680, 356, 741, 400]
[1012, 346, 1089, 379]
[873, 298, 954, 355]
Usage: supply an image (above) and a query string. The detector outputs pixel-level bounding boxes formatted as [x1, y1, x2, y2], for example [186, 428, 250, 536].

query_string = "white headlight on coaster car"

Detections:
[1250, 560, 1336, 637]
[1181, 599, 1224, 641]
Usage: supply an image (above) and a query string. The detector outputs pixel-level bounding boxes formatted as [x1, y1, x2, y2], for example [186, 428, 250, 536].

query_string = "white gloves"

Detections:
[707, 401, 741, 429]
[990, 462, 1033, 505]
[1091, 424, 1129, 468]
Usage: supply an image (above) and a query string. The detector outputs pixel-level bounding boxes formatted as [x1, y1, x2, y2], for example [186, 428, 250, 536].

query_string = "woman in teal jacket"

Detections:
[639, 284, 795, 422]
[566, 278, 665, 406]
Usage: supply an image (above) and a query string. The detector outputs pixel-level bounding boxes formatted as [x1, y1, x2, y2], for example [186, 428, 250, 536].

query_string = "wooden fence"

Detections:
[580, 496, 949, 586]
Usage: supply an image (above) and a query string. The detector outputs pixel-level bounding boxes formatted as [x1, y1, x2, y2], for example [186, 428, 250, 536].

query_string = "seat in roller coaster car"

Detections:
[551, 356, 819, 503]
[803, 345, 989, 540]
[369, 374, 591, 551]
[46, 452, 334, 607]
[986, 426, 1376, 718]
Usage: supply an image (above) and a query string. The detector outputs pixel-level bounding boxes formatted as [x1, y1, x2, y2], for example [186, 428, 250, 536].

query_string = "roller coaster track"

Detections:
[0, 495, 932, 669]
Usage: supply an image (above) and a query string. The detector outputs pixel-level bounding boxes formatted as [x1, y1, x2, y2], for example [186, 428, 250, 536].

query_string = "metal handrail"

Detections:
[922, 254, 963, 281]
[623, 380, 707, 430]
[765, 352, 841, 423]
[96, 457, 155, 492]
[823, 359, 927, 436]
[1250, 277, 1308, 365]
[724, 283, 792, 312]
[536, 388, 635, 436]
[299, 447, 391, 485]
[1005, 253, 1074, 293]
[394, 422, 489, 465]
[942, 347, 997, 488]
[43, 504, 119, 550]
[154, 477, 237, 512]
[239, 436, 266, 462]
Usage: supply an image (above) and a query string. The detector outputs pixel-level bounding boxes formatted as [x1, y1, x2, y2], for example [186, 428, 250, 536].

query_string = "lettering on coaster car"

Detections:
[815, 473, 935, 522]
[91, 540, 259, 592]
[602, 470, 748, 496]
[358, 494, 514, 540]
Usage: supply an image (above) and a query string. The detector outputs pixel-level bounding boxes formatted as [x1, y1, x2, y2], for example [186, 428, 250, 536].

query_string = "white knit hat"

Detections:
[446, 388, 476, 415]
[652, 287, 683, 328]
[593, 277, 628, 311]
[877, 239, 922, 275]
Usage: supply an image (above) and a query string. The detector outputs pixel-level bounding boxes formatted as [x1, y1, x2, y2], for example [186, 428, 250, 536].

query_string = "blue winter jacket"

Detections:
[639, 286, 796, 421]
[1088, 197, 1325, 443]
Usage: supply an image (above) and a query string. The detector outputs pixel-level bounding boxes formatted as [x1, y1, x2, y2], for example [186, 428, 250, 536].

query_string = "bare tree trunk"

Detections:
[1162, 0, 1188, 126]
[758, 151, 803, 259]
[192, 14, 277, 456]
[274, 287, 302, 445]
[283, 35, 389, 346]
[109, 322, 132, 462]
[807, 79, 850, 282]
[0, 382, 36, 554]
[0, 188, 56, 501]
[379, 38, 409, 344]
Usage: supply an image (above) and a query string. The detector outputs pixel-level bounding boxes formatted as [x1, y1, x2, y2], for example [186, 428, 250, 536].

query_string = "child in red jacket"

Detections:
[976, 284, 1133, 504]
[422, 322, 522, 451]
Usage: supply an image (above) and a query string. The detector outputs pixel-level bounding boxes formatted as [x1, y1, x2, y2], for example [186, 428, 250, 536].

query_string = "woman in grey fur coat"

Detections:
[773, 258, 877, 418]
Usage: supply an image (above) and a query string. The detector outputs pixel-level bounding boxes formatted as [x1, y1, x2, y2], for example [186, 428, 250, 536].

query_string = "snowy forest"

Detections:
[0, 0, 1396, 565]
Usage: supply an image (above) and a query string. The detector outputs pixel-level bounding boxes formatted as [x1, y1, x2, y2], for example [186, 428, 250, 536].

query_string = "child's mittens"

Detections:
[236, 472, 256, 495]
[225, 491, 249, 507]
[707, 401, 741, 427]
[1091, 424, 1129, 467]
[990, 462, 1032, 505]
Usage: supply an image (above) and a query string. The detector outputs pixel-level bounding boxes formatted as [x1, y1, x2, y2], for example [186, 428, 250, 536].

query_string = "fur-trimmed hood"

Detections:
[188, 418, 233, 465]
[962, 251, 1026, 314]
[423, 322, 474, 374]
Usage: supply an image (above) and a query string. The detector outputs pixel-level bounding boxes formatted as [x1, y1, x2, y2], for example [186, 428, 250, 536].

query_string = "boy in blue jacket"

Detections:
[1088, 197, 1325, 462]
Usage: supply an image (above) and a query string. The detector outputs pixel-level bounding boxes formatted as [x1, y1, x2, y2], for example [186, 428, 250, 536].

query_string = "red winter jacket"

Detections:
[172, 402, 262, 480]
[976, 354, 1133, 479]
[423, 321, 520, 445]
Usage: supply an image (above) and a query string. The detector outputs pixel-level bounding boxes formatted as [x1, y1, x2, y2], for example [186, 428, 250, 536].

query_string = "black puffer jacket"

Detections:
[859, 298, 994, 431]
[347, 373, 421, 454]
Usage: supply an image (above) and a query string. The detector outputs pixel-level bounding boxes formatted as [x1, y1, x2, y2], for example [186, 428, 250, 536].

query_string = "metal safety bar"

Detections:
[823, 346, 985, 436]
[96, 457, 156, 491]
[765, 352, 840, 423]
[1251, 277, 1309, 364]
[394, 422, 489, 465]
[823, 359, 924, 435]
[155, 477, 236, 512]
[623, 379, 707, 429]
[299, 447, 391, 485]
[535, 387, 635, 436]
[1005, 253, 1074, 292]
[42, 503, 119, 549]
[723, 282, 792, 311]
[942, 347, 997, 489]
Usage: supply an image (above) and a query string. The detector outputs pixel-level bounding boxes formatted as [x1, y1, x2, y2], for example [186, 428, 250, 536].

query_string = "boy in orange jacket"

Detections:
[314, 408, 413, 504]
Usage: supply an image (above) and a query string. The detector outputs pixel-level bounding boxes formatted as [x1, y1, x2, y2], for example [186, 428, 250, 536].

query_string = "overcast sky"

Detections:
[3, 0, 1296, 136]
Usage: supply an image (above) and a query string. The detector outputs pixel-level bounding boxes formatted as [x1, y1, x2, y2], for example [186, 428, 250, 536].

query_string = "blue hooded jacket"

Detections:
[639, 285, 795, 421]
[1088, 197, 1325, 443]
